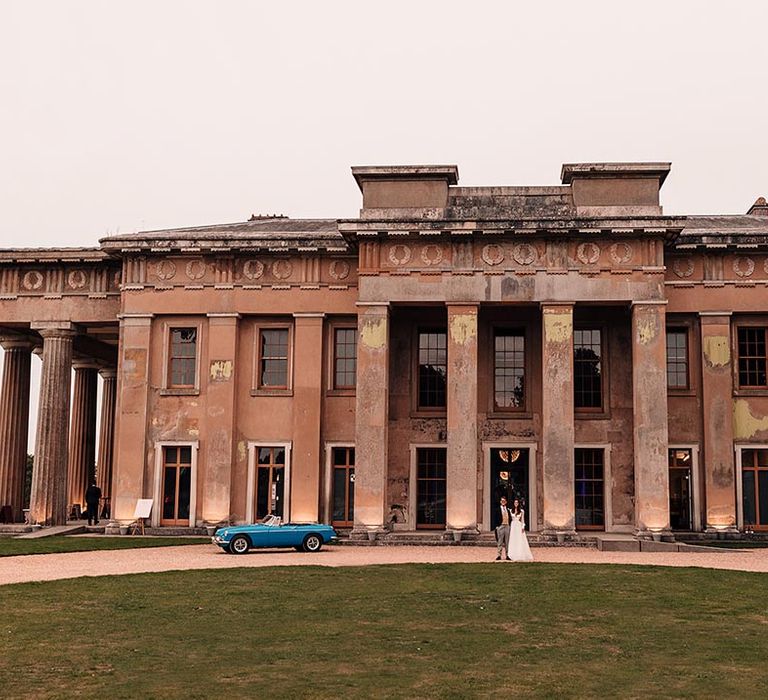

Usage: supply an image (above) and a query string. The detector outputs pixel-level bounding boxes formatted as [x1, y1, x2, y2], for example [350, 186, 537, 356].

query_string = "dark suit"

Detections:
[85, 484, 102, 525]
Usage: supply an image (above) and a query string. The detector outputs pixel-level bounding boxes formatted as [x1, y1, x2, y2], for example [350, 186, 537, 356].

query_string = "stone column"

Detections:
[291, 313, 324, 523]
[67, 363, 98, 509]
[0, 338, 32, 522]
[112, 314, 152, 522]
[202, 313, 239, 525]
[541, 303, 576, 535]
[96, 369, 117, 502]
[631, 301, 671, 537]
[352, 303, 389, 537]
[446, 304, 479, 533]
[29, 322, 75, 526]
[700, 312, 737, 532]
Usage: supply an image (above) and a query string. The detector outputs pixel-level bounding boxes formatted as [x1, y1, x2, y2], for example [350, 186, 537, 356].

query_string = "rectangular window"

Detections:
[259, 328, 289, 389]
[742, 448, 768, 530]
[666, 329, 689, 389]
[575, 448, 604, 529]
[331, 447, 355, 527]
[416, 447, 446, 528]
[169, 328, 197, 387]
[574, 329, 602, 409]
[418, 330, 447, 409]
[333, 328, 357, 389]
[494, 330, 525, 410]
[738, 327, 768, 388]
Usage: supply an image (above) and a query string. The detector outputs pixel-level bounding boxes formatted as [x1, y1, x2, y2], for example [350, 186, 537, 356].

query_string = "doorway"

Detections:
[669, 448, 693, 530]
[255, 447, 286, 520]
[742, 448, 768, 531]
[331, 447, 355, 527]
[160, 446, 192, 526]
[490, 448, 529, 530]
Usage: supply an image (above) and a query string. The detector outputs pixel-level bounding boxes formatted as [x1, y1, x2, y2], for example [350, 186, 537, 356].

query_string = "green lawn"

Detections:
[0, 536, 210, 557]
[1, 564, 767, 698]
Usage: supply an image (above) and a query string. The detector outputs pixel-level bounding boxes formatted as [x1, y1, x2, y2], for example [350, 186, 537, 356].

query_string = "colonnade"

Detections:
[353, 301, 672, 538]
[0, 323, 117, 525]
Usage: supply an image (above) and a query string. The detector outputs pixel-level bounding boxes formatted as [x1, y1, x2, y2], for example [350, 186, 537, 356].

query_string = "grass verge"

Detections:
[1, 563, 767, 698]
[0, 536, 210, 557]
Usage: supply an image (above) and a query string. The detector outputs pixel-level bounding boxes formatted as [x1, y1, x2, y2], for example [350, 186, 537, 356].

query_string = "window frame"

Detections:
[327, 320, 357, 394]
[161, 320, 203, 395]
[412, 326, 448, 415]
[491, 326, 527, 413]
[736, 325, 768, 390]
[574, 446, 607, 531]
[666, 326, 690, 391]
[408, 444, 448, 530]
[251, 321, 294, 396]
[152, 440, 199, 527]
[246, 441, 293, 524]
[573, 326, 606, 414]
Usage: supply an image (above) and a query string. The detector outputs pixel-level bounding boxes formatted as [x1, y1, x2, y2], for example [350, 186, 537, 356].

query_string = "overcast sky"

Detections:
[1, 0, 767, 452]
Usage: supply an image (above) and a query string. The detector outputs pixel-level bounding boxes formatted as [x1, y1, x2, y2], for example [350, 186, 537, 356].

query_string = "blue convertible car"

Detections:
[212, 515, 337, 554]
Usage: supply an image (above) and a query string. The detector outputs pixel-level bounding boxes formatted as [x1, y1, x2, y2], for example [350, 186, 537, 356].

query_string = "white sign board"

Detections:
[133, 499, 153, 519]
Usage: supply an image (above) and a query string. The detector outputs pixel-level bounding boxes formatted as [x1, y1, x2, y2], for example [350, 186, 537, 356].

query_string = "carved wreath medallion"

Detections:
[609, 242, 633, 265]
[576, 242, 600, 265]
[243, 259, 265, 280]
[271, 260, 293, 280]
[67, 269, 88, 290]
[481, 244, 504, 266]
[512, 243, 537, 266]
[388, 244, 412, 266]
[733, 256, 755, 278]
[185, 259, 206, 281]
[672, 257, 694, 278]
[329, 260, 350, 280]
[155, 260, 177, 281]
[420, 244, 443, 266]
[22, 270, 44, 291]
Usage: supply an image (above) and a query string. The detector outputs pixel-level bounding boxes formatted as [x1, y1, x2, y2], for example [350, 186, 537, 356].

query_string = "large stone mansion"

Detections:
[1, 162, 767, 539]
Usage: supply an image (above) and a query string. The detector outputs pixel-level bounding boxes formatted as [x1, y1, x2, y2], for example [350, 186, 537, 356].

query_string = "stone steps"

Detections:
[337, 531, 598, 548]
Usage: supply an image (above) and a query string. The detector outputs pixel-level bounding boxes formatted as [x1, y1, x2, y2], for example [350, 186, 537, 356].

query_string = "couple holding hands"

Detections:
[495, 496, 533, 562]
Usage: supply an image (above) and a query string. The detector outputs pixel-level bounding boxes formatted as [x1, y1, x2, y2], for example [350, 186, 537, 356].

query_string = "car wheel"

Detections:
[302, 534, 323, 553]
[230, 535, 251, 555]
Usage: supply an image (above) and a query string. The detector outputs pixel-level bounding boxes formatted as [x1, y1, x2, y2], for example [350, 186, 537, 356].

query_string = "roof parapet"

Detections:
[561, 162, 671, 186]
[560, 162, 671, 217]
[352, 165, 459, 215]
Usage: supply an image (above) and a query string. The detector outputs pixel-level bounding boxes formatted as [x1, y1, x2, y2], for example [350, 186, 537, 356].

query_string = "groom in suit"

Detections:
[495, 496, 513, 561]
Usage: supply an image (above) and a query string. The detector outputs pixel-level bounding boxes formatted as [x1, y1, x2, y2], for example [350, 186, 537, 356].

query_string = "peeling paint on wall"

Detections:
[733, 399, 768, 440]
[237, 440, 247, 463]
[703, 336, 730, 368]
[543, 312, 571, 344]
[449, 313, 477, 345]
[210, 359, 233, 381]
[361, 318, 386, 349]
[636, 314, 658, 345]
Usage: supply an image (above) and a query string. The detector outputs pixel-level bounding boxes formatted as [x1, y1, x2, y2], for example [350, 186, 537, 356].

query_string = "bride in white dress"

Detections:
[507, 498, 534, 562]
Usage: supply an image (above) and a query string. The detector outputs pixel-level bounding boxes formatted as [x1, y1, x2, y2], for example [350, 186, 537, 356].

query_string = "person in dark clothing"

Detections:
[85, 482, 102, 526]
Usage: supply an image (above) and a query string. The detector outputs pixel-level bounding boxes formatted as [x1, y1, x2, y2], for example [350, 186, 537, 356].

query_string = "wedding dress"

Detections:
[507, 510, 534, 562]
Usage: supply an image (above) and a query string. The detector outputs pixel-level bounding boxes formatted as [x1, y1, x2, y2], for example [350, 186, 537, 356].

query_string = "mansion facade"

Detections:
[1, 162, 768, 539]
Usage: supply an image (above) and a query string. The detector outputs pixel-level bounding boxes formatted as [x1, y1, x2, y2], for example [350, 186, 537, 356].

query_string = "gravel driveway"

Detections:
[1, 544, 767, 586]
